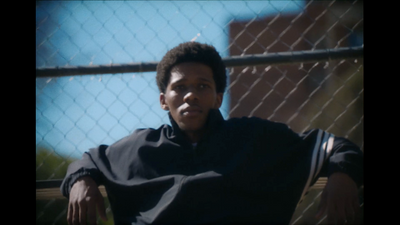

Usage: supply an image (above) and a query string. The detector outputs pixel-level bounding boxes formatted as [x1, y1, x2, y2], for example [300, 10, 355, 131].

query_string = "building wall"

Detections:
[228, 1, 363, 136]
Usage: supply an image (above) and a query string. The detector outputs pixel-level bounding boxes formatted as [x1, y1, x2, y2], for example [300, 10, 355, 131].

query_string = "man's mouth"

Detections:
[181, 106, 202, 117]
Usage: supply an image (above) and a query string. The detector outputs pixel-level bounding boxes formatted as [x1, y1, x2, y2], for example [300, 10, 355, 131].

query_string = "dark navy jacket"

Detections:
[61, 109, 363, 224]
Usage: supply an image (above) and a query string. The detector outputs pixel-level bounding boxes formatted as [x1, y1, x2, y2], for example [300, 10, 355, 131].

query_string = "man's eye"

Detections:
[174, 85, 185, 90]
[199, 84, 209, 89]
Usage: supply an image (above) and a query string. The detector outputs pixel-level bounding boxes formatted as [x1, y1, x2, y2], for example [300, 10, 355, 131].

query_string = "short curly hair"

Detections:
[156, 42, 227, 94]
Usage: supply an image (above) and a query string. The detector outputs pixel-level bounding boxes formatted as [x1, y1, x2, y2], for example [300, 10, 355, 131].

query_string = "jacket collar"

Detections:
[167, 108, 225, 143]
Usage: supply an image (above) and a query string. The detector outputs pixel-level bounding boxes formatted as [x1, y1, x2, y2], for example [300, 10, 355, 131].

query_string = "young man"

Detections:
[61, 42, 363, 225]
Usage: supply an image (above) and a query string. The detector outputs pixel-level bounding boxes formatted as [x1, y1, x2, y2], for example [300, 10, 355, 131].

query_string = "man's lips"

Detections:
[181, 106, 202, 116]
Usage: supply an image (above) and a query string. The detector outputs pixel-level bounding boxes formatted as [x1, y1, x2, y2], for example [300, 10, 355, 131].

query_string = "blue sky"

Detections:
[36, 1, 305, 159]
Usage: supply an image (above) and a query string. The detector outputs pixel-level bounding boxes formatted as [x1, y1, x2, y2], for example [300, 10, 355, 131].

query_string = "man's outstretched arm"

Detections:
[295, 130, 363, 224]
[60, 145, 109, 224]
[67, 176, 108, 225]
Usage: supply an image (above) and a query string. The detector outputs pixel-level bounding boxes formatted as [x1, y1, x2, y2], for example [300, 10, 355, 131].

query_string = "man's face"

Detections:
[160, 62, 223, 133]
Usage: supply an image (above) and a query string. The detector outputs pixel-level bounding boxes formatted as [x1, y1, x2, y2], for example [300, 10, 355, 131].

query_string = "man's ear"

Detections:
[160, 93, 169, 111]
[214, 92, 223, 109]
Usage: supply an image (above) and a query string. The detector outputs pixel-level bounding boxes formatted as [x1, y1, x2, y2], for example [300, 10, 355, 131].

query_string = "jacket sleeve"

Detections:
[298, 129, 363, 196]
[60, 145, 108, 199]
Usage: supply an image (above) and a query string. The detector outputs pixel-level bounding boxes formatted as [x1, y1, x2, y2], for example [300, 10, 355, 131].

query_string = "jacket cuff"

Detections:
[60, 168, 101, 199]
[328, 160, 363, 188]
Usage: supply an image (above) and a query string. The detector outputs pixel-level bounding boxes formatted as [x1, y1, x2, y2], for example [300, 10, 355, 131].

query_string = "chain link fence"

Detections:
[36, 1, 363, 224]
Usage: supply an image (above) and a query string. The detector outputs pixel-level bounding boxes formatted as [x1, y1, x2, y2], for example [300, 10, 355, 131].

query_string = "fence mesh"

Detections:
[36, 1, 363, 224]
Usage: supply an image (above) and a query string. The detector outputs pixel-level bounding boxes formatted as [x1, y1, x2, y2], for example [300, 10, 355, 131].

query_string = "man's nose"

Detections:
[183, 87, 199, 103]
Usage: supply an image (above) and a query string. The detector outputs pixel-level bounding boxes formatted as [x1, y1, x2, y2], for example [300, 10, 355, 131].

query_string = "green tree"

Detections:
[36, 147, 76, 180]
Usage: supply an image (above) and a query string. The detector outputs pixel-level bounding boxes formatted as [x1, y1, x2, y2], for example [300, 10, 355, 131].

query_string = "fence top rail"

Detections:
[36, 46, 363, 78]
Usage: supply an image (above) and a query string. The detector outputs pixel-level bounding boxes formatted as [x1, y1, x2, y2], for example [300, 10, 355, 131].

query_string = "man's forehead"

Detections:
[169, 76, 213, 84]
[170, 62, 211, 71]
[169, 62, 213, 82]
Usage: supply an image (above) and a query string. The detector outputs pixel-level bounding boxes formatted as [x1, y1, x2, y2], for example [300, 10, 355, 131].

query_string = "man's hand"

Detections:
[315, 172, 361, 225]
[67, 176, 108, 225]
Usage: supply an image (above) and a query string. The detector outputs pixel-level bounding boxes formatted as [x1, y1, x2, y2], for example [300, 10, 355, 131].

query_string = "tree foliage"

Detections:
[36, 146, 77, 180]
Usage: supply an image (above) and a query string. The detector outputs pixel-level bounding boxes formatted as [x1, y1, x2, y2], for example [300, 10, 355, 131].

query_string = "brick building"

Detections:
[227, 1, 363, 143]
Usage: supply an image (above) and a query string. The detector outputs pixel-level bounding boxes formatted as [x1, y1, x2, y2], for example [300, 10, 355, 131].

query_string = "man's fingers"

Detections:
[79, 201, 87, 225]
[344, 199, 356, 223]
[325, 196, 338, 225]
[346, 208, 354, 223]
[67, 177, 103, 224]
[336, 203, 347, 225]
[67, 198, 104, 225]
[315, 201, 326, 219]
[315, 190, 327, 219]
[96, 195, 108, 221]
[352, 198, 362, 224]
[71, 202, 80, 225]
[67, 202, 73, 225]
[87, 201, 97, 225]
[353, 197, 361, 214]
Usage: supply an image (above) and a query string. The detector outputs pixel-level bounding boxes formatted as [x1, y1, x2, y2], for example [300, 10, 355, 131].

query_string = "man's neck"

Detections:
[184, 129, 205, 144]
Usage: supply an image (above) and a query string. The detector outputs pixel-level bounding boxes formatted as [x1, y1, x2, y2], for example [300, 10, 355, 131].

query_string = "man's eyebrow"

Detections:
[170, 77, 213, 85]
[197, 77, 213, 83]
[170, 78, 187, 85]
